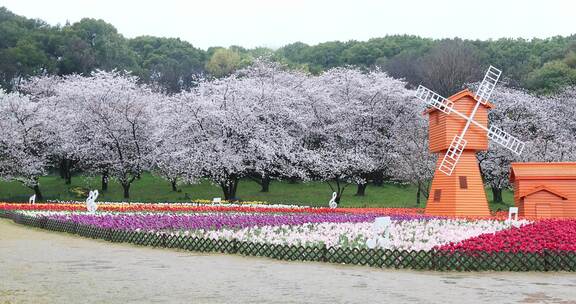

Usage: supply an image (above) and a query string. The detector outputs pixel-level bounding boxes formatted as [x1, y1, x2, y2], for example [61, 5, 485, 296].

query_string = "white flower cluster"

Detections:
[166, 218, 532, 251]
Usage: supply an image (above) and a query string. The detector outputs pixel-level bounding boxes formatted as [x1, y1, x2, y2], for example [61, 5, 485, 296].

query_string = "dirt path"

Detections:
[1, 219, 576, 304]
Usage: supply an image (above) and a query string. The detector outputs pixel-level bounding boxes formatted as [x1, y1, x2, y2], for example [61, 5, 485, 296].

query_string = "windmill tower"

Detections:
[415, 66, 525, 216]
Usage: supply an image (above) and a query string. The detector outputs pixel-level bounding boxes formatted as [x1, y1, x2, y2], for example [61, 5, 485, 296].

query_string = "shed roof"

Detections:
[520, 185, 569, 200]
[425, 89, 495, 114]
[510, 162, 576, 182]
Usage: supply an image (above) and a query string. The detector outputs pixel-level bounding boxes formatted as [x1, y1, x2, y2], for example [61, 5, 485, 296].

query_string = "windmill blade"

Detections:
[474, 66, 502, 105]
[487, 125, 525, 155]
[438, 135, 468, 176]
[415, 85, 454, 114]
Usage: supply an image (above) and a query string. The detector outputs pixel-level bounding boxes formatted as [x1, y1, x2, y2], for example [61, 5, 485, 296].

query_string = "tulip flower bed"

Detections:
[438, 220, 576, 253]
[165, 219, 522, 250]
[13, 209, 523, 251]
[38, 212, 384, 231]
[3, 203, 576, 271]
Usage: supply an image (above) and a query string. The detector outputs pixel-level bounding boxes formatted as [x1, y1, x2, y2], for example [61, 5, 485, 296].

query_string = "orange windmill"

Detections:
[415, 66, 525, 217]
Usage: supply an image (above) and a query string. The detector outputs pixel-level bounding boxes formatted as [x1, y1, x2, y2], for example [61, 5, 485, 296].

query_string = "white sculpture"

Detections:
[29, 194, 36, 205]
[366, 238, 378, 249]
[212, 197, 222, 204]
[328, 192, 337, 209]
[508, 207, 519, 222]
[86, 190, 99, 213]
[366, 216, 392, 249]
[374, 216, 392, 231]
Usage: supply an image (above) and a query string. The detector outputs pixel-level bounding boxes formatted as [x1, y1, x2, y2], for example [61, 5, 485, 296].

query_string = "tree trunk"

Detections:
[33, 185, 43, 201]
[59, 159, 72, 184]
[328, 178, 348, 205]
[288, 177, 299, 184]
[220, 177, 239, 200]
[171, 179, 178, 192]
[355, 183, 367, 196]
[59, 159, 66, 179]
[101, 172, 108, 192]
[373, 171, 384, 187]
[58, 158, 72, 185]
[491, 186, 503, 203]
[416, 181, 422, 205]
[64, 159, 72, 185]
[260, 175, 271, 192]
[122, 183, 130, 199]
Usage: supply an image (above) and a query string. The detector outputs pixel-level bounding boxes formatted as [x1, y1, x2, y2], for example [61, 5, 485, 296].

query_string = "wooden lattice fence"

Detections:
[1, 211, 574, 272]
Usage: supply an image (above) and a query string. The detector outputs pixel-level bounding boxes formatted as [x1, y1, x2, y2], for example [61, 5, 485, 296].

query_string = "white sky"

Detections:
[1, 0, 574, 50]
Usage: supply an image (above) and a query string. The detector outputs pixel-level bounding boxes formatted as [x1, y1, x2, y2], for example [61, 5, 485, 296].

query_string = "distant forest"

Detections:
[1, 6, 575, 95]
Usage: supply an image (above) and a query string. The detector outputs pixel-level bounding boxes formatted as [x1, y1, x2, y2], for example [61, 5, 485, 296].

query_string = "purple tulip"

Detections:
[42, 213, 437, 231]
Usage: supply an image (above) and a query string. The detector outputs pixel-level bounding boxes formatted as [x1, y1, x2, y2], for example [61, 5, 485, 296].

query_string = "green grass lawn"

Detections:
[0, 173, 514, 210]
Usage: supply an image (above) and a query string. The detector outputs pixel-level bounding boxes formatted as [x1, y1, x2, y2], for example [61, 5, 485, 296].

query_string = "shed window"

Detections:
[434, 189, 442, 202]
[459, 176, 468, 189]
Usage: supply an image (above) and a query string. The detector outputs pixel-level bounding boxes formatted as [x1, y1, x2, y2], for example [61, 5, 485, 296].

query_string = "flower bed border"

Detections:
[1, 210, 574, 272]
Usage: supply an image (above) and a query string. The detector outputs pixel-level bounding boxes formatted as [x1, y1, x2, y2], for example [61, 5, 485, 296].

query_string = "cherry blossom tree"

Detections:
[164, 59, 307, 199]
[536, 86, 576, 161]
[298, 67, 413, 203]
[169, 79, 252, 200]
[19, 75, 82, 185]
[51, 70, 155, 198]
[233, 59, 309, 192]
[0, 92, 54, 200]
[389, 104, 436, 205]
[149, 93, 197, 192]
[477, 86, 545, 203]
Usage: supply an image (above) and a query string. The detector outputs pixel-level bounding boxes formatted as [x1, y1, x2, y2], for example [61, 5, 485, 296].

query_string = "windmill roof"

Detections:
[425, 89, 495, 114]
[510, 162, 576, 182]
[519, 185, 569, 200]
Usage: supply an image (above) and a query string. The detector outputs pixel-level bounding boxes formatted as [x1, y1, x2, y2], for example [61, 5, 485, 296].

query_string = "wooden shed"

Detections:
[510, 162, 576, 218]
